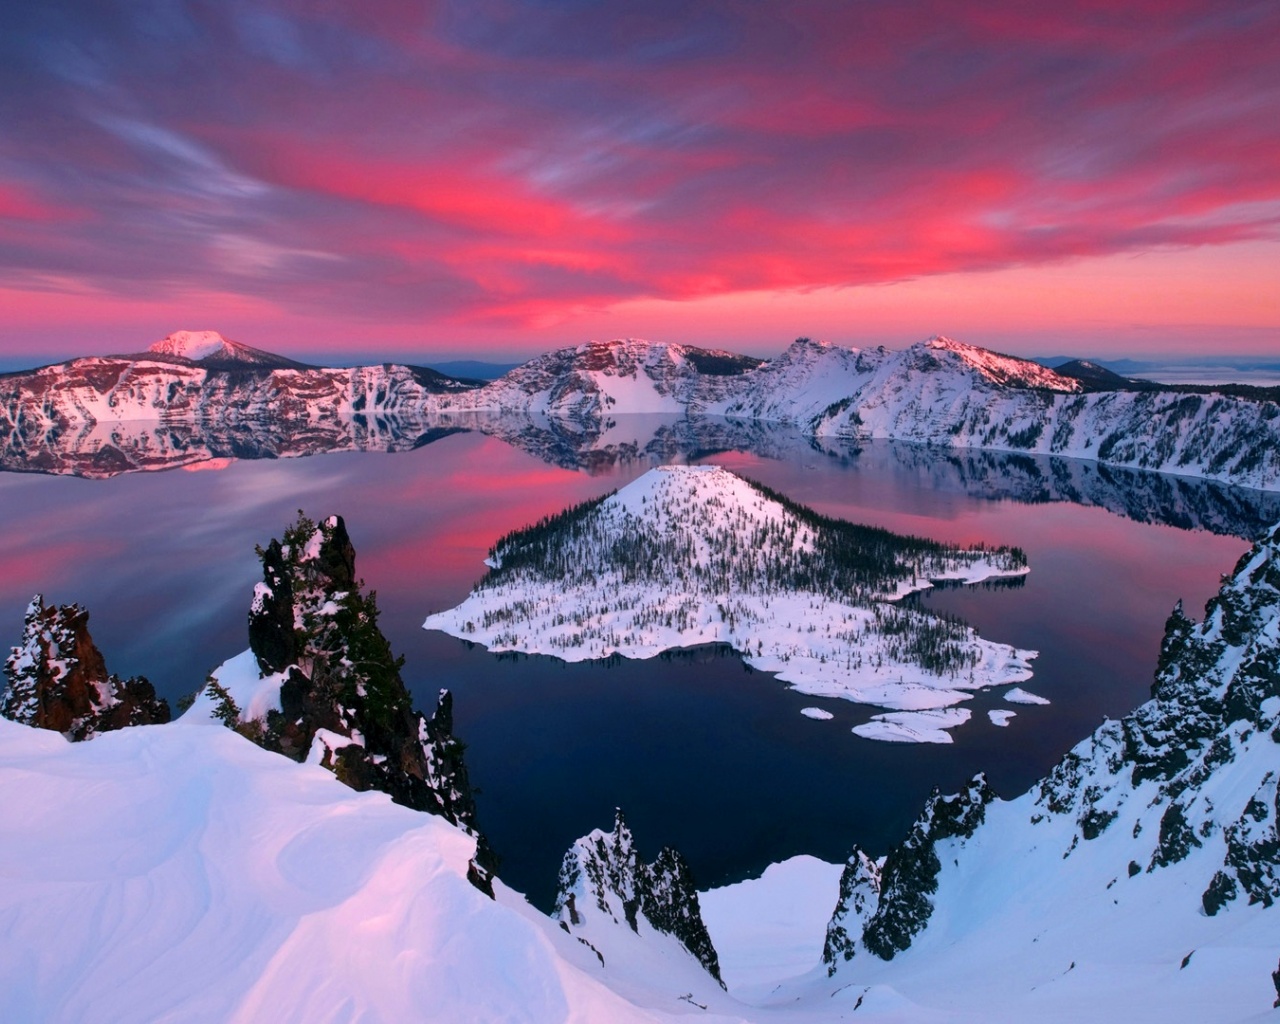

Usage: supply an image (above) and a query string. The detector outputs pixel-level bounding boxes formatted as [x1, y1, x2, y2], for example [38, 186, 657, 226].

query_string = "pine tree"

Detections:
[1, 595, 48, 724]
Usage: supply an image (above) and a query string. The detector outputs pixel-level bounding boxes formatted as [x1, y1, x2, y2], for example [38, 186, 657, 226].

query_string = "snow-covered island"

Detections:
[425, 465, 1035, 740]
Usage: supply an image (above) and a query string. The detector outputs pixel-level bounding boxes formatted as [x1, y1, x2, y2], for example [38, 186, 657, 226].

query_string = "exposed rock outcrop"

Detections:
[858, 774, 995, 960]
[821, 846, 881, 972]
[1, 595, 169, 740]
[554, 809, 723, 985]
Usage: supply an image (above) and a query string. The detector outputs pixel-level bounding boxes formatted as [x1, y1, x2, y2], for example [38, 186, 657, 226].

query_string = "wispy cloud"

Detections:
[0, 0, 1275, 353]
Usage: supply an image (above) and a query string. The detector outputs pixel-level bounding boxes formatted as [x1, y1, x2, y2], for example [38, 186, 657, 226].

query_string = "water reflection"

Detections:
[3, 410, 1277, 539]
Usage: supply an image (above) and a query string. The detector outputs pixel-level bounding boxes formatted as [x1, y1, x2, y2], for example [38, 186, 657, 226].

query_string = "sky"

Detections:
[0, 0, 1277, 366]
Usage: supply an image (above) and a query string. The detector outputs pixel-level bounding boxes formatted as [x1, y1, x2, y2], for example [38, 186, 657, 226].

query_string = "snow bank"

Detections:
[1005, 687, 1051, 705]
[0, 716, 699, 1024]
[185, 648, 287, 725]
[700, 856, 843, 999]
[851, 707, 973, 744]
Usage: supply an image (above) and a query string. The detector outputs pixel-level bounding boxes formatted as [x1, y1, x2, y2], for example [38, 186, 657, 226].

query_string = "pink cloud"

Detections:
[0, 0, 1275, 357]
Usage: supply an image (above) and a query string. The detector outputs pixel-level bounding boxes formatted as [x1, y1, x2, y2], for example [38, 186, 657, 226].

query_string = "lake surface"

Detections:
[0, 421, 1272, 909]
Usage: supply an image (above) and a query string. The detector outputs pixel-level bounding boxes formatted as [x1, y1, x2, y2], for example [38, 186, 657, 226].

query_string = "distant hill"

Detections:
[1047, 359, 1157, 392]
[422, 359, 522, 380]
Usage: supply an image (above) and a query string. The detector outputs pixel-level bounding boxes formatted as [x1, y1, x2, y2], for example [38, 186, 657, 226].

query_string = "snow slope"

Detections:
[700, 856, 844, 1000]
[807, 521, 1280, 1021]
[425, 465, 1035, 739]
[2, 705, 1271, 1023]
[0, 716, 686, 1024]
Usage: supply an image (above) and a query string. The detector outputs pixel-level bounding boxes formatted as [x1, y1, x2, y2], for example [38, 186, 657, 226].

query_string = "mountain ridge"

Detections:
[2, 331, 1279, 490]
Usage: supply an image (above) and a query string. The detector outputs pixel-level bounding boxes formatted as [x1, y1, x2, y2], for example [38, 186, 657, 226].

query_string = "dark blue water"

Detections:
[0, 428, 1263, 909]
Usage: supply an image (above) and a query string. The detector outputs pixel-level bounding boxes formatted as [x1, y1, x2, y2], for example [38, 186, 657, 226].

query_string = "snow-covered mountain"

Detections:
[4, 331, 1279, 489]
[705, 334, 1076, 424]
[433, 335, 1080, 425]
[694, 335, 1279, 490]
[436, 337, 762, 419]
[143, 329, 308, 368]
[0, 335, 481, 476]
[426, 465, 1037, 740]
[806, 350, 1280, 492]
[4, 355, 474, 426]
[445, 334, 1279, 490]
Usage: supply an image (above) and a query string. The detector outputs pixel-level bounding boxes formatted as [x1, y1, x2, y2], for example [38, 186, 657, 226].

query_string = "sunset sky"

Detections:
[1, 0, 1277, 366]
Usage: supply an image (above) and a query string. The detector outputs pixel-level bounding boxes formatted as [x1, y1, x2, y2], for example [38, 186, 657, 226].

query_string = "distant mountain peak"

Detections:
[785, 335, 835, 350]
[149, 330, 232, 361]
[575, 336, 761, 367]
[581, 337, 650, 350]
[143, 330, 310, 369]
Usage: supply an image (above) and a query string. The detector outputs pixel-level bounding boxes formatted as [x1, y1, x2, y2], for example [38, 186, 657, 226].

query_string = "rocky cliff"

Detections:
[820, 521, 1280, 1003]
[1, 595, 169, 740]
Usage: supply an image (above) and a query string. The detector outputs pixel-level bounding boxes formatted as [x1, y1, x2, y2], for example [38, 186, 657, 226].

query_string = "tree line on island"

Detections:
[471, 469, 1025, 678]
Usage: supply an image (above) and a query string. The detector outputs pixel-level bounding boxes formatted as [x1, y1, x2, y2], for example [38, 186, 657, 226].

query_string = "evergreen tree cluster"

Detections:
[235, 511, 496, 893]
[485, 475, 1023, 605]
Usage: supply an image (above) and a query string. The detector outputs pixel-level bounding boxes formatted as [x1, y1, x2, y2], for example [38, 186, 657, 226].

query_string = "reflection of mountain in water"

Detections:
[818, 439, 1280, 540]
[469, 412, 811, 473]
[0, 413, 467, 478]
[2, 409, 1277, 539]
